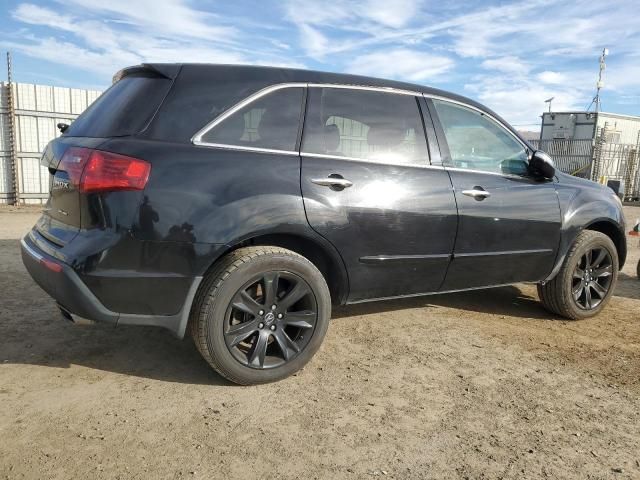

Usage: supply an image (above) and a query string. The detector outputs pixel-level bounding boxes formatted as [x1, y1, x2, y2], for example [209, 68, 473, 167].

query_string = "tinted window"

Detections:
[65, 74, 172, 138]
[433, 99, 528, 175]
[201, 87, 304, 151]
[302, 88, 428, 165]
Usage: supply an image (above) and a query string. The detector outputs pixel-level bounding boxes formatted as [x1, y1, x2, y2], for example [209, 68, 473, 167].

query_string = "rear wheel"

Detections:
[190, 246, 331, 385]
[538, 230, 618, 319]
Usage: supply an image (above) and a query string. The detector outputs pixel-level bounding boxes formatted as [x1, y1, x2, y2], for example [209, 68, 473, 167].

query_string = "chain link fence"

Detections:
[530, 134, 640, 201]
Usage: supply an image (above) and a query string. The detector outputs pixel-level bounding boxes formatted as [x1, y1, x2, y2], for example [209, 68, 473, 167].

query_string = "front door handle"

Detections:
[462, 188, 491, 200]
[311, 177, 353, 189]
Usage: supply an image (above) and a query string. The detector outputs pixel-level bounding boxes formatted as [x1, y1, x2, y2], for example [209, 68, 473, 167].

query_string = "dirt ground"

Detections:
[1, 205, 639, 480]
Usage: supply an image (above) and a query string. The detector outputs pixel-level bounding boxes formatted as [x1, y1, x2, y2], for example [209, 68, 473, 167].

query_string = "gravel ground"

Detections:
[0, 205, 639, 480]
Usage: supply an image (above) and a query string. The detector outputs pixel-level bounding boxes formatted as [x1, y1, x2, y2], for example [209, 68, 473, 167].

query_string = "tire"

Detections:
[537, 230, 618, 319]
[636, 259, 640, 280]
[190, 246, 331, 385]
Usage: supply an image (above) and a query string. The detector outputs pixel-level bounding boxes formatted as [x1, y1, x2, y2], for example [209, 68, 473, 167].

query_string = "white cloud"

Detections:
[537, 71, 568, 85]
[481, 56, 529, 75]
[13, 4, 75, 30]
[6, 0, 640, 123]
[605, 63, 640, 91]
[362, 0, 420, 28]
[2, 36, 141, 77]
[298, 24, 330, 60]
[4, 1, 302, 80]
[59, 0, 237, 41]
[464, 72, 586, 126]
[349, 49, 453, 82]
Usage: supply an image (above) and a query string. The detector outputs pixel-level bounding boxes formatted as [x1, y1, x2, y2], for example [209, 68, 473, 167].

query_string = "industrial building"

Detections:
[540, 111, 640, 144]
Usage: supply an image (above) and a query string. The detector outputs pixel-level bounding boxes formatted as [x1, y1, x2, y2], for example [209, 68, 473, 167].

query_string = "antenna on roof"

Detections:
[587, 47, 608, 113]
[544, 97, 554, 113]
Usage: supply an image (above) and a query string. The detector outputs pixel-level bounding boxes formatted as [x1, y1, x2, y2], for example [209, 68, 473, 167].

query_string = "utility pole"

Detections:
[587, 48, 608, 113]
[6, 51, 19, 205]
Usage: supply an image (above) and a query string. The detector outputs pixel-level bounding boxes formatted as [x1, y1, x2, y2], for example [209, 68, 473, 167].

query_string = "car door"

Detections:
[426, 97, 562, 291]
[300, 86, 457, 301]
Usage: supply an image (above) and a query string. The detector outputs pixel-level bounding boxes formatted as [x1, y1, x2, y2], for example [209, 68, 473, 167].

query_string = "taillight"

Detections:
[58, 147, 151, 193]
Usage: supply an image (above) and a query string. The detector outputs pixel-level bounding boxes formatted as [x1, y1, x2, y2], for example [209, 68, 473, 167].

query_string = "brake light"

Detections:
[58, 147, 151, 193]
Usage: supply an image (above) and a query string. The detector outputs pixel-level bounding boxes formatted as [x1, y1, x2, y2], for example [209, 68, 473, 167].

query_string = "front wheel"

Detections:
[190, 246, 331, 385]
[538, 230, 618, 319]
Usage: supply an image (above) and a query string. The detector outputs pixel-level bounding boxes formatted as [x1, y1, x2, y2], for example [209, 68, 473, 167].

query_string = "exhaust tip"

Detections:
[58, 305, 95, 326]
[58, 306, 73, 322]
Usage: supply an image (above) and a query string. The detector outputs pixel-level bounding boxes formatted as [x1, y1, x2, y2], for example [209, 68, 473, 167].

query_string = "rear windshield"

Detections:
[64, 73, 173, 138]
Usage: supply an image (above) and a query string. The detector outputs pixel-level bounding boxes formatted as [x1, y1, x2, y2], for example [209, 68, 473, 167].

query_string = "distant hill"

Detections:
[517, 130, 540, 141]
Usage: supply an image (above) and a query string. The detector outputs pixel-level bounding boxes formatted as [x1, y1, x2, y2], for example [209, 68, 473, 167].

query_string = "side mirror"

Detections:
[529, 150, 555, 179]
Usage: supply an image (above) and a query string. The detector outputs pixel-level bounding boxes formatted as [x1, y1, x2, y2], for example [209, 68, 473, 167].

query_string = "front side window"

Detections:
[432, 99, 528, 175]
[201, 87, 304, 151]
[302, 88, 428, 166]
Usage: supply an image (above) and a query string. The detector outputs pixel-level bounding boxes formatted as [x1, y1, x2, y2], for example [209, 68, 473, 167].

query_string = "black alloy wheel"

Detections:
[190, 245, 331, 385]
[572, 247, 614, 310]
[537, 230, 618, 320]
[224, 271, 317, 369]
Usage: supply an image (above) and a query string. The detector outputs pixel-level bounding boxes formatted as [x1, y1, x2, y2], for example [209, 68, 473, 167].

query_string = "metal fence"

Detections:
[0, 81, 102, 204]
[528, 139, 594, 178]
[530, 136, 640, 200]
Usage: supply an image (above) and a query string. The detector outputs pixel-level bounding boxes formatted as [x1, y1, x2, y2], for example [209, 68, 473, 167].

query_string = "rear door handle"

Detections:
[311, 177, 353, 189]
[462, 188, 491, 200]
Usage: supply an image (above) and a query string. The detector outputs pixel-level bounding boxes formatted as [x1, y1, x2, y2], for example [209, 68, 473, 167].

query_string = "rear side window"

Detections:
[64, 74, 172, 138]
[199, 87, 304, 152]
[302, 88, 428, 165]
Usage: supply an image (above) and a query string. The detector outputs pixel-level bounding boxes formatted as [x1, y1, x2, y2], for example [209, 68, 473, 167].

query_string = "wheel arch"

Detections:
[585, 219, 627, 269]
[201, 231, 349, 306]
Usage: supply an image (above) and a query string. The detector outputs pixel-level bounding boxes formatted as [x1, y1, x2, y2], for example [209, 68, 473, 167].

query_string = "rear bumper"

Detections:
[21, 236, 119, 325]
[21, 235, 202, 338]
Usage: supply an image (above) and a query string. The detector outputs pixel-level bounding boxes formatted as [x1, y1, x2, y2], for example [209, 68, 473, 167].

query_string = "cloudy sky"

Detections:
[1, 0, 639, 129]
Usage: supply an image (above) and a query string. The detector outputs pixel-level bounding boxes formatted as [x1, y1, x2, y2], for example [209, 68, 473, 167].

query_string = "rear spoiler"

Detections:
[112, 64, 181, 84]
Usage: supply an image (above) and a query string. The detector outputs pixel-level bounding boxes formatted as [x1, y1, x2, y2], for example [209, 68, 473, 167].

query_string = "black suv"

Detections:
[22, 64, 626, 384]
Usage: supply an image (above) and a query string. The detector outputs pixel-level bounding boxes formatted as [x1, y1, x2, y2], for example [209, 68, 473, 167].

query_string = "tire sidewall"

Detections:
[204, 252, 331, 384]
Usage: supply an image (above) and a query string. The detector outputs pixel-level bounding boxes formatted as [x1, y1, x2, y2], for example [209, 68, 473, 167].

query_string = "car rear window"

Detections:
[64, 73, 173, 138]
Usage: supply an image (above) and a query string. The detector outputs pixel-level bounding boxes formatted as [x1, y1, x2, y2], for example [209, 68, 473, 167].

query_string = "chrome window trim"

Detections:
[192, 143, 299, 156]
[191, 82, 423, 147]
[445, 166, 535, 180]
[190, 82, 528, 176]
[301, 151, 444, 170]
[308, 82, 419, 96]
[192, 82, 307, 146]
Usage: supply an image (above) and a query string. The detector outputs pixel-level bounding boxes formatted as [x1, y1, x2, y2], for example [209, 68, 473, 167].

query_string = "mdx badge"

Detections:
[52, 177, 71, 190]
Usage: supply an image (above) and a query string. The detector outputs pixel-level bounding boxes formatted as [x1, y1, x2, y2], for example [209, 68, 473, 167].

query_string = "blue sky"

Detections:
[1, 0, 639, 129]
